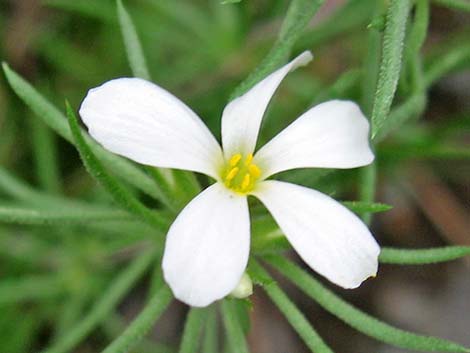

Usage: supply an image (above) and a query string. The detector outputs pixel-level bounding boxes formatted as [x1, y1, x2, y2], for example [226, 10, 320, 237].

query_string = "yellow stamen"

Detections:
[222, 153, 262, 194]
[229, 153, 242, 167]
[244, 153, 253, 166]
[241, 174, 251, 192]
[248, 164, 261, 178]
[225, 167, 239, 181]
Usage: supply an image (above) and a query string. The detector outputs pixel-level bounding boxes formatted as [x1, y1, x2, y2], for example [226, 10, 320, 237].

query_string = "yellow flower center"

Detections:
[222, 153, 261, 194]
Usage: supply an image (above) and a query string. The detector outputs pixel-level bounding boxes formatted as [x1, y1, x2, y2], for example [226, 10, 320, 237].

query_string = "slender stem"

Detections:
[42, 250, 156, 353]
[221, 300, 249, 353]
[101, 286, 173, 353]
[178, 308, 208, 353]
[250, 260, 334, 353]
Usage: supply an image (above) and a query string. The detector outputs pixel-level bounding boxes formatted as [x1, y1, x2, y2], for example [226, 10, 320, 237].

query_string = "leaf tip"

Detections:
[1, 61, 9, 72]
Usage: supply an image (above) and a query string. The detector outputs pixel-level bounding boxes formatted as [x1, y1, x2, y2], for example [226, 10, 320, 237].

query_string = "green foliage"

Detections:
[371, 0, 411, 138]
[1, 0, 470, 351]
[221, 299, 250, 353]
[66, 102, 169, 231]
[229, 0, 324, 100]
[0, 205, 133, 225]
[116, 0, 151, 80]
[433, 0, 470, 11]
[202, 307, 218, 353]
[265, 255, 470, 353]
[380, 246, 470, 265]
[101, 286, 172, 353]
[42, 250, 157, 353]
[178, 308, 208, 353]
[342, 200, 393, 214]
[1, 64, 163, 200]
[0, 275, 64, 305]
[251, 260, 335, 353]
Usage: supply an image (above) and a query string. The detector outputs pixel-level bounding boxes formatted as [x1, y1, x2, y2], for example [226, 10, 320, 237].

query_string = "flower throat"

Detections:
[222, 153, 261, 194]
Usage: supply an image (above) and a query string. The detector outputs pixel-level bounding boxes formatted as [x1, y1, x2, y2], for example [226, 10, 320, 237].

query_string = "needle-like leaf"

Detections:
[266, 255, 470, 352]
[66, 101, 169, 231]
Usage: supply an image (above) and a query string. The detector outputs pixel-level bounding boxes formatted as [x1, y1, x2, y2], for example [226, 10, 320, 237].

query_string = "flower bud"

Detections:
[230, 273, 253, 299]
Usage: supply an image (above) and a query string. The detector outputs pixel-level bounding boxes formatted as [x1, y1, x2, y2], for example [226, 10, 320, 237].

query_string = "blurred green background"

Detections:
[0, 0, 469, 352]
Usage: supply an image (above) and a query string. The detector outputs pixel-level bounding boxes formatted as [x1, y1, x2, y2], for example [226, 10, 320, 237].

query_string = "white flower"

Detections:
[79, 51, 379, 307]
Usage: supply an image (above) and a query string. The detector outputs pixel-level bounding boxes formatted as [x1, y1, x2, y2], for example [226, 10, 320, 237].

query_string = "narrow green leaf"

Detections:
[0, 275, 64, 305]
[116, 0, 151, 80]
[358, 163, 377, 225]
[250, 260, 334, 353]
[360, 1, 384, 115]
[404, 0, 429, 94]
[221, 300, 249, 353]
[433, 0, 470, 12]
[42, 250, 156, 353]
[171, 169, 201, 209]
[0, 206, 134, 225]
[31, 117, 61, 194]
[1, 63, 162, 200]
[145, 167, 179, 212]
[230, 0, 324, 99]
[342, 200, 392, 214]
[66, 102, 168, 231]
[424, 43, 470, 88]
[374, 93, 427, 142]
[380, 246, 470, 264]
[0, 166, 82, 208]
[54, 291, 90, 339]
[101, 286, 172, 353]
[102, 312, 176, 353]
[221, 0, 242, 4]
[202, 307, 218, 353]
[178, 308, 208, 353]
[266, 255, 470, 352]
[358, 2, 382, 225]
[371, 0, 411, 137]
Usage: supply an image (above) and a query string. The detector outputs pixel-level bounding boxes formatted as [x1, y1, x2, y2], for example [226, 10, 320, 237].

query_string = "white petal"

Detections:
[162, 183, 250, 307]
[221, 51, 313, 159]
[253, 181, 379, 288]
[79, 78, 223, 179]
[254, 100, 374, 179]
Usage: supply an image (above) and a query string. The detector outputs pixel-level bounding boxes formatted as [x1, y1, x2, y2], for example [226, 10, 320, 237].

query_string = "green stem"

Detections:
[265, 255, 470, 353]
[42, 250, 156, 353]
[31, 117, 61, 194]
[251, 260, 334, 353]
[178, 308, 208, 353]
[101, 286, 173, 353]
[202, 307, 218, 353]
[379, 246, 470, 264]
[66, 102, 169, 231]
[230, 0, 324, 100]
[371, 0, 411, 137]
[221, 300, 250, 353]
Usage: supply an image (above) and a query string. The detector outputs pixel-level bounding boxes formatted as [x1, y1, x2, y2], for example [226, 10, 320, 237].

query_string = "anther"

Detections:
[226, 167, 239, 181]
[248, 164, 261, 178]
[245, 153, 254, 166]
[229, 154, 242, 167]
[241, 174, 251, 191]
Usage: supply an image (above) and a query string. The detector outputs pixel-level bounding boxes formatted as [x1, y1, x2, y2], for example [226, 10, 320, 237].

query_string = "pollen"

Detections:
[222, 153, 261, 194]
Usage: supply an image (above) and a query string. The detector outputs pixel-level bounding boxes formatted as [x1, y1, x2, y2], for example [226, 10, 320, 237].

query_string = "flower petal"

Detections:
[79, 78, 223, 179]
[221, 51, 313, 159]
[253, 180, 380, 288]
[254, 100, 374, 179]
[162, 183, 250, 307]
